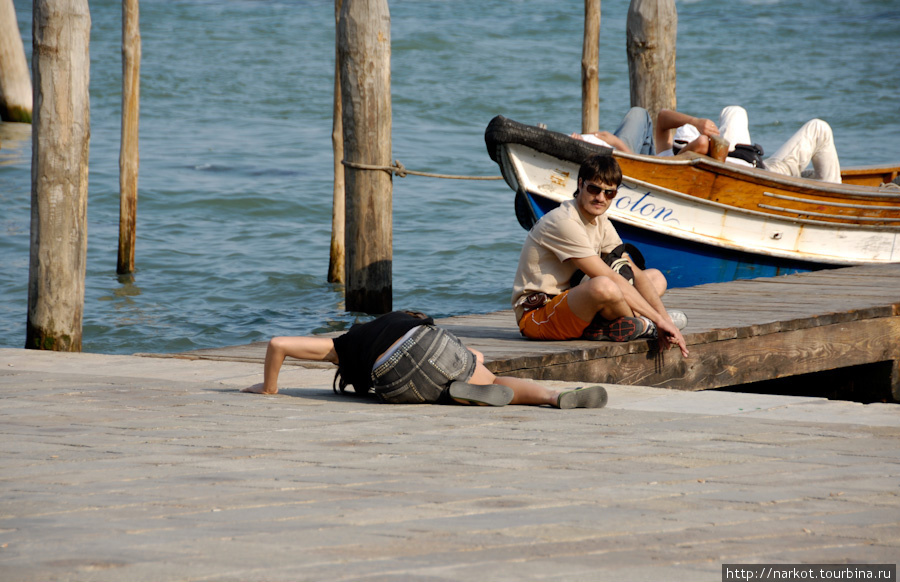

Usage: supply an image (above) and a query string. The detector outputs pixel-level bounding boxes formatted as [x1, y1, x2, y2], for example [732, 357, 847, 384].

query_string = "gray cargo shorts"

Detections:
[371, 325, 477, 404]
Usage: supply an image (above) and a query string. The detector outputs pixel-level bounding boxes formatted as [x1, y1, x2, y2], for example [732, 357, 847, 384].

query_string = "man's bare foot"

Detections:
[241, 383, 277, 394]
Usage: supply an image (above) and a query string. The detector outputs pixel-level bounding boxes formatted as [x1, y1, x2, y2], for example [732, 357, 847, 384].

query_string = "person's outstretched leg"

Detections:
[613, 107, 656, 155]
[718, 105, 752, 151]
[765, 119, 841, 183]
[497, 376, 607, 408]
[494, 376, 560, 406]
[467, 362, 607, 408]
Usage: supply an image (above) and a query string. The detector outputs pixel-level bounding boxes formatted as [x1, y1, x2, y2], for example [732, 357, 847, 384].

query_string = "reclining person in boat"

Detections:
[572, 106, 841, 184]
[511, 153, 689, 358]
[657, 105, 842, 183]
[242, 310, 610, 409]
[570, 106, 722, 159]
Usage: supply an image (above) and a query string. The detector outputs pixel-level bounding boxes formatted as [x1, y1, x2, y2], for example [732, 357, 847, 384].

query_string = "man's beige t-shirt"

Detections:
[511, 198, 622, 322]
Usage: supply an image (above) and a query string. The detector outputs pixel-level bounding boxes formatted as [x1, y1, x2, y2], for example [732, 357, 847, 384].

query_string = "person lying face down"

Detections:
[242, 310, 609, 409]
[571, 106, 840, 184]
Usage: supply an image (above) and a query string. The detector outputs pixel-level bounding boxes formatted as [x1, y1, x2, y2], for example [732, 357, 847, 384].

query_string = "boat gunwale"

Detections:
[614, 150, 900, 203]
[761, 191, 900, 212]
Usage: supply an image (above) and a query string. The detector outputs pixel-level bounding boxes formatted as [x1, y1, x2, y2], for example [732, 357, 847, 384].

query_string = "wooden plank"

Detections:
[494, 317, 900, 395]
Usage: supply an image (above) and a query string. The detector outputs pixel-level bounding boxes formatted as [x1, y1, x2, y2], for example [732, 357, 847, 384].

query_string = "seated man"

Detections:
[657, 106, 842, 183]
[511, 153, 689, 358]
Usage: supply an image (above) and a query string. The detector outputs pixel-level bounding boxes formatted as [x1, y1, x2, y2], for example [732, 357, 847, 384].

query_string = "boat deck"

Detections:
[156, 264, 900, 400]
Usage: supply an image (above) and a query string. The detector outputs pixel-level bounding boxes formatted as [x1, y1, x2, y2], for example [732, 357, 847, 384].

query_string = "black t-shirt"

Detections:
[332, 311, 433, 393]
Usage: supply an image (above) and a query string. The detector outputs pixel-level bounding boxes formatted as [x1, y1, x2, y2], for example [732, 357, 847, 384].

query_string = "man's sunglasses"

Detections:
[584, 183, 618, 199]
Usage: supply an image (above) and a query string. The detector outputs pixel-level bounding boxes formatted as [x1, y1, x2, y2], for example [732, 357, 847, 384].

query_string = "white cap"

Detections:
[673, 124, 700, 143]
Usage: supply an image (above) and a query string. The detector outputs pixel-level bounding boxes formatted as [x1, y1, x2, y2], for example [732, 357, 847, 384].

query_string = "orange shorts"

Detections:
[518, 291, 591, 340]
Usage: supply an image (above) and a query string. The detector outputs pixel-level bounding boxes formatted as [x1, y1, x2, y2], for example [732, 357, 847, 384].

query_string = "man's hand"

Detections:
[655, 318, 689, 358]
[693, 117, 720, 138]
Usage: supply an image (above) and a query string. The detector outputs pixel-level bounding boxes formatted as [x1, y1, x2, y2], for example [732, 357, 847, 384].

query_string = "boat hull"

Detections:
[606, 216, 825, 287]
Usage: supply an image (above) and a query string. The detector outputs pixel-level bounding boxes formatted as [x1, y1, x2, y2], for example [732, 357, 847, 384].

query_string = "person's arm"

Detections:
[242, 336, 337, 394]
[627, 260, 688, 357]
[570, 131, 633, 153]
[568, 254, 688, 357]
[655, 109, 719, 154]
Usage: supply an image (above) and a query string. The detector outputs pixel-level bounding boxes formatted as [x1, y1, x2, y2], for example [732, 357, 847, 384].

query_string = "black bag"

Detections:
[570, 243, 646, 286]
[728, 143, 766, 169]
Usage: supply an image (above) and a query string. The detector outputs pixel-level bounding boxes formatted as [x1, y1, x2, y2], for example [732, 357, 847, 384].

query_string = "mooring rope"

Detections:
[341, 159, 503, 181]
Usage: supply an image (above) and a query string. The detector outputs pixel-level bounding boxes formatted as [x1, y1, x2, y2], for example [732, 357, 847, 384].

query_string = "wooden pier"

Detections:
[160, 264, 900, 400]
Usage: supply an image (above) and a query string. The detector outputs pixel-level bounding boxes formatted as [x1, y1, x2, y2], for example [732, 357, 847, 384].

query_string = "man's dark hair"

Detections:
[401, 310, 429, 320]
[575, 154, 622, 196]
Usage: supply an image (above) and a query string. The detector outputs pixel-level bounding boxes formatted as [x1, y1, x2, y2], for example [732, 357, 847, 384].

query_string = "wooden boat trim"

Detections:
[762, 191, 900, 211]
[840, 164, 900, 187]
[758, 204, 900, 223]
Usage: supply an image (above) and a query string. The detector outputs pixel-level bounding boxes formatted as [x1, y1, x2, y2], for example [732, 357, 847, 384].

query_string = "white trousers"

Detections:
[717, 105, 842, 183]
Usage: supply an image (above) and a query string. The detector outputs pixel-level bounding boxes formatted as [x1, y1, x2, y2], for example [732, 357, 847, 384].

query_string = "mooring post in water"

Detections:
[27, 0, 91, 351]
[626, 0, 677, 135]
[0, 0, 33, 123]
[328, 0, 345, 284]
[118, 0, 141, 275]
[338, 0, 392, 313]
[581, 0, 601, 134]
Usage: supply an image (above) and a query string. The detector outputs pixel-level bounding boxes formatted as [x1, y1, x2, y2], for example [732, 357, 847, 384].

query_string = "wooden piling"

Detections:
[626, 0, 677, 133]
[117, 0, 141, 275]
[328, 0, 345, 284]
[581, 0, 600, 134]
[338, 0, 392, 313]
[27, 0, 91, 351]
[0, 0, 33, 123]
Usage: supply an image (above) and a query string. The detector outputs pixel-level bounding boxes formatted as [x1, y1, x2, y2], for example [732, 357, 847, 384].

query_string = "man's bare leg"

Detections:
[565, 276, 633, 322]
[466, 362, 605, 408]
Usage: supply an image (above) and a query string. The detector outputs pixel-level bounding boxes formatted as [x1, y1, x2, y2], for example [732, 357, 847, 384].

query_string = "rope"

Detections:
[342, 159, 503, 181]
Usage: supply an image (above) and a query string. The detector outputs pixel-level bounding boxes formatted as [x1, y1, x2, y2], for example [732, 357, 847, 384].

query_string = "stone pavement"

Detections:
[1, 348, 898, 582]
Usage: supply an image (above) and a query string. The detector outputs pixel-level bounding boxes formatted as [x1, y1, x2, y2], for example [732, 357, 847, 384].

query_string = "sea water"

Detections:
[2, 0, 899, 354]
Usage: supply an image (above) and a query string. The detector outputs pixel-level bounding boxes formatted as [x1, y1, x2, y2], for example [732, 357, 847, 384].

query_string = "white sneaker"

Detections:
[636, 315, 658, 339]
[669, 310, 688, 330]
